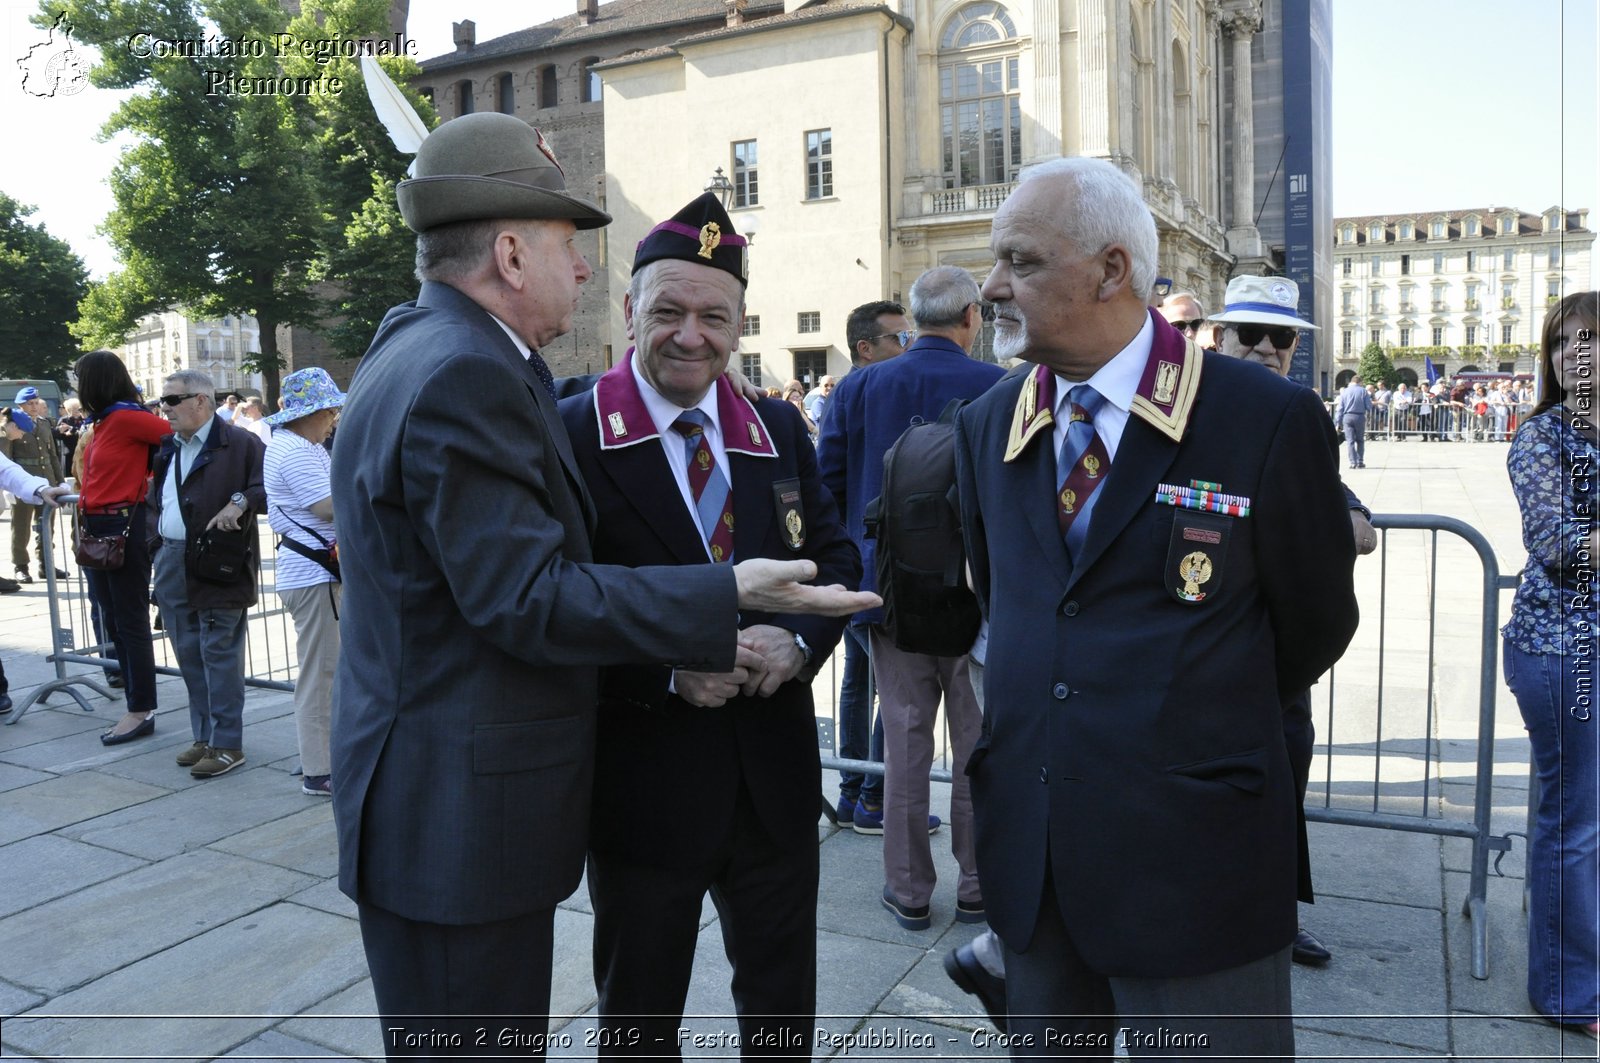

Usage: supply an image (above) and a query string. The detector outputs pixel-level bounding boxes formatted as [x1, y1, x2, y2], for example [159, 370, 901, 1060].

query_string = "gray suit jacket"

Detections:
[330, 281, 737, 925]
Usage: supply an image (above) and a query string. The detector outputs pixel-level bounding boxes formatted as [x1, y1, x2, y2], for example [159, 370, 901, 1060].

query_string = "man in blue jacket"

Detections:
[819, 265, 1004, 931]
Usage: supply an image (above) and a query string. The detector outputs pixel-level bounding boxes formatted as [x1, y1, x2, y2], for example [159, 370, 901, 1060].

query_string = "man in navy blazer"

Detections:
[953, 158, 1358, 1058]
[559, 194, 858, 1058]
[331, 114, 877, 1060]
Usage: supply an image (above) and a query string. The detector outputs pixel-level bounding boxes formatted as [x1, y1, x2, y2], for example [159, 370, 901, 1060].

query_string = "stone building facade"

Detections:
[1332, 206, 1594, 386]
[116, 311, 267, 400]
[410, 0, 784, 376]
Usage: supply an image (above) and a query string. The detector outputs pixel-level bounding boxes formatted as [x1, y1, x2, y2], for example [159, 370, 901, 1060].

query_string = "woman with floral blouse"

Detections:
[1503, 290, 1600, 1037]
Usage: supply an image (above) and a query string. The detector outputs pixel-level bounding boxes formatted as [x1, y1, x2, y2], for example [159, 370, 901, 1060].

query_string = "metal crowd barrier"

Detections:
[815, 513, 1516, 980]
[5, 499, 298, 726]
[1374, 402, 1530, 442]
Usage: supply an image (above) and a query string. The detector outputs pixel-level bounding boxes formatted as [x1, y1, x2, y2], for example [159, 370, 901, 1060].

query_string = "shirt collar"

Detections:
[488, 313, 533, 361]
[177, 416, 214, 449]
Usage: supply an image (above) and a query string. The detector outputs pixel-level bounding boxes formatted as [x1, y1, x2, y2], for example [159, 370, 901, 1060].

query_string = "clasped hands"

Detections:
[674, 624, 807, 708]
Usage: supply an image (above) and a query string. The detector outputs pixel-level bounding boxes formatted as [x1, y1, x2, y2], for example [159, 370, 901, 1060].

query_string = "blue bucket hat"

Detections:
[265, 368, 346, 426]
[14, 386, 39, 403]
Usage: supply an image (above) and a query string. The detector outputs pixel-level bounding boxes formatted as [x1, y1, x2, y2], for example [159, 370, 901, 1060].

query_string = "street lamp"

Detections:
[705, 166, 733, 209]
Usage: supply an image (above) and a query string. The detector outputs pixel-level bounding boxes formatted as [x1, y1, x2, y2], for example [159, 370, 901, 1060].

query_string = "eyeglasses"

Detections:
[1172, 318, 1206, 334]
[869, 330, 914, 347]
[159, 392, 201, 407]
[1232, 324, 1299, 350]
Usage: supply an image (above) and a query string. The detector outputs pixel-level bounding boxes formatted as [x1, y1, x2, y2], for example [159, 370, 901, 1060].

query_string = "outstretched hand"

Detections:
[732, 558, 880, 617]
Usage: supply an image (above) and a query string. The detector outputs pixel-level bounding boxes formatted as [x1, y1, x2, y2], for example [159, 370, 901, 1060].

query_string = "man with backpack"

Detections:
[818, 265, 1004, 931]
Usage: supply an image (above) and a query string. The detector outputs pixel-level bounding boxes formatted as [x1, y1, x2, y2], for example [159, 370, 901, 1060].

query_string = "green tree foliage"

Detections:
[49, 0, 430, 399]
[0, 193, 89, 384]
[1356, 342, 1401, 389]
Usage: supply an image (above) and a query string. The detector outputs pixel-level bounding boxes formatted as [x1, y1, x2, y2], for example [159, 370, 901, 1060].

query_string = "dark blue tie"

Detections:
[527, 350, 557, 401]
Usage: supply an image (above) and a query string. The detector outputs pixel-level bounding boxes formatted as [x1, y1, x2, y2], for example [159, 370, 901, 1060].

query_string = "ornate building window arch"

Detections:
[937, 2, 1022, 189]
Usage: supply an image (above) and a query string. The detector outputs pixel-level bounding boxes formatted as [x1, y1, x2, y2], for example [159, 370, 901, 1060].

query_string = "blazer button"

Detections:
[1039, 766, 1048, 784]
[1052, 682, 1070, 700]
[1062, 600, 1080, 617]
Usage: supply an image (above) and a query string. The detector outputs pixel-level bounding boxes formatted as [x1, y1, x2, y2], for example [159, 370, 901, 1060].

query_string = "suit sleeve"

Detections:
[1256, 388, 1360, 699]
[816, 379, 849, 520]
[401, 350, 739, 672]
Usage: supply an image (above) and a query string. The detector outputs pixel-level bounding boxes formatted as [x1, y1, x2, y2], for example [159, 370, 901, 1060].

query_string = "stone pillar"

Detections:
[1222, 4, 1262, 260]
[1078, 0, 1111, 157]
[1032, 0, 1063, 158]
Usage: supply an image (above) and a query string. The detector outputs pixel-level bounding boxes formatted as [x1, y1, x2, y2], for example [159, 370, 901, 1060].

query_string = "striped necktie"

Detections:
[1056, 385, 1111, 563]
[672, 410, 735, 563]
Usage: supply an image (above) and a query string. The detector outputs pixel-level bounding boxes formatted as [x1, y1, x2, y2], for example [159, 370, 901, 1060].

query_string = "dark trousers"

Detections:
[81, 508, 157, 714]
[358, 902, 556, 1061]
[1003, 870, 1293, 1060]
[588, 782, 817, 1060]
[837, 623, 884, 804]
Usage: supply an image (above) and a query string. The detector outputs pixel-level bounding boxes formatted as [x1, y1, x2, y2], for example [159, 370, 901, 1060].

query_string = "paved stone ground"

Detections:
[1, 436, 1595, 1060]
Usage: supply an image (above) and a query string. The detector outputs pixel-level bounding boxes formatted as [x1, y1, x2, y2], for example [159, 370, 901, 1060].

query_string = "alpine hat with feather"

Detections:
[395, 112, 611, 233]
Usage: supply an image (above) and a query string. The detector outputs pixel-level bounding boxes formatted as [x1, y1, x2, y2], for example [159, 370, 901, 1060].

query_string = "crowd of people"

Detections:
[1, 110, 1593, 1060]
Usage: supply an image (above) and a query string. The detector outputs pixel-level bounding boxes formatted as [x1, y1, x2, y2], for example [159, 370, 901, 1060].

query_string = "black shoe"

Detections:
[99, 714, 155, 746]
[881, 887, 931, 931]
[1291, 926, 1331, 966]
[106, 672, 125, 689]
[0, 576, 19, 594]
[0, 693, 12, 715]
[52, 567, 67, 580]
[944, 942, 1007, 1031]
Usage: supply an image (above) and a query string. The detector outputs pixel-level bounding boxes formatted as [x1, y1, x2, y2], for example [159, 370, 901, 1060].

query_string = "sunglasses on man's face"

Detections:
[1232, 324, 1299, 350]
[159, 392, 201, 407]
[1172, 318, 1206, 334]
[870, 330, 914, 347]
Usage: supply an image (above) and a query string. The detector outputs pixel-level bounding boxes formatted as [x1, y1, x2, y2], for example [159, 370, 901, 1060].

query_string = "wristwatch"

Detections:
[229, 492, 247, 509]
[792, 632, 814, 667]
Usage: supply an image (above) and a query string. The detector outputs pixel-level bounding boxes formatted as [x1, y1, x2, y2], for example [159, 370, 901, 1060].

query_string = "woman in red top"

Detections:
[75, 351, 169, 744]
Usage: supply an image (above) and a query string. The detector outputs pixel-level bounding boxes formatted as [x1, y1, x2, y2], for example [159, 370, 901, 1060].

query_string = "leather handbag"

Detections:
[74, 511, 130, 571]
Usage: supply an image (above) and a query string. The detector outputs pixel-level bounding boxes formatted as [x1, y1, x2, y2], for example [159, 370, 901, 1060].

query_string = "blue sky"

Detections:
[3, 0, 1596, 280]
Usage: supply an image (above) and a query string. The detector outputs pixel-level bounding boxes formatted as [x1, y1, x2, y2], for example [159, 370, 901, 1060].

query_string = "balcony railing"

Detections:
[926, 181, 1018, 216]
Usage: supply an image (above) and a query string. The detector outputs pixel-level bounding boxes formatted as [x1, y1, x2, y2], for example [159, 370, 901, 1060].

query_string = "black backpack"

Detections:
[863, 398, 981, 656]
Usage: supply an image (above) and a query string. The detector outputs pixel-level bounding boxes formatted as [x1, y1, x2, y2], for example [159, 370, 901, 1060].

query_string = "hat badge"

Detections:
[698, 222, 722, 260]
[1269, 281, 1293, 305]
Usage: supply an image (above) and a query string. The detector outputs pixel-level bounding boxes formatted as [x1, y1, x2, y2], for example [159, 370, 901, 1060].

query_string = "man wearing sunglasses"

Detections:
[1159, 292, 1215, 353]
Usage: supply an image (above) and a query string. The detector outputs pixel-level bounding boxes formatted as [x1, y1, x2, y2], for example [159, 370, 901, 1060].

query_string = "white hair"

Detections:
[909, 265, 981, 328]
[1017, 157, 1159, 300]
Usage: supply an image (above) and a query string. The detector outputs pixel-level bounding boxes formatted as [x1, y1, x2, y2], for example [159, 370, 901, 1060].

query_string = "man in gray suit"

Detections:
[331, 112, 876, 1060]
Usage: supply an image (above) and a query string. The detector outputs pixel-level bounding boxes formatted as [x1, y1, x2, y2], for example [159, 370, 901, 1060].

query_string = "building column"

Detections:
[1031, 0, 1063, 158]
[1222, 3, 1263, 261]
[1077, 0, 1111, 157]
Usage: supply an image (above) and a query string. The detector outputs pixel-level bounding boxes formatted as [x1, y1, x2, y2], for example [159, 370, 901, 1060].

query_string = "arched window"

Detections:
[1171, 40, 1191, 194]
[454, 79, 474, 115]
[497, 73, 515, 114]
[937, 3, 1020, 189]
[581, 57, 602, 103]
[539, 65, 557, 108]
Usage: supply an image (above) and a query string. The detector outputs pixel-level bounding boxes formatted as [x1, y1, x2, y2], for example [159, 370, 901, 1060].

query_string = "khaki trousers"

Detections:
[282, 582, 341, 777]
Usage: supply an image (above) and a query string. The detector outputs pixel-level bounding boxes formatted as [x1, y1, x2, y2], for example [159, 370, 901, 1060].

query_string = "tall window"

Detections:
[1465, 325, 1477, 345]
[1342, 258, 1351, 276]
[497, 73, 515, 114]
[805, 129, 833, 200]
[539, 65, 557, 108]
[733, 140, 758, 208]
[1502, 324, 1514, 345]
[1465, 217, 1479, 236]
[1401, 254, 1411, 275]
[1432, 327, 1444, 346]
[1370, 255, 1381, 275]
[1342, 291, 1354, 313]
[1370, 329, 1381, 347]
[740, 353, 762, 387]
[1342, 330, 1353, 355]
[1551, 244, 1562, 267]
[1430, 220, 1445, 239]
[581, 58, 601, 103]
[1434, 252, 1444, 272]
[1369, 289, 1382, 312]
[1466, 250, 1476, 271]
[939, 2, 1021, 189]
[455, 79, 474, 115]
[1400, 327, 1412, 346]
[1500, 214, 1515, 234]
[1465, 282, 1478, 305]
